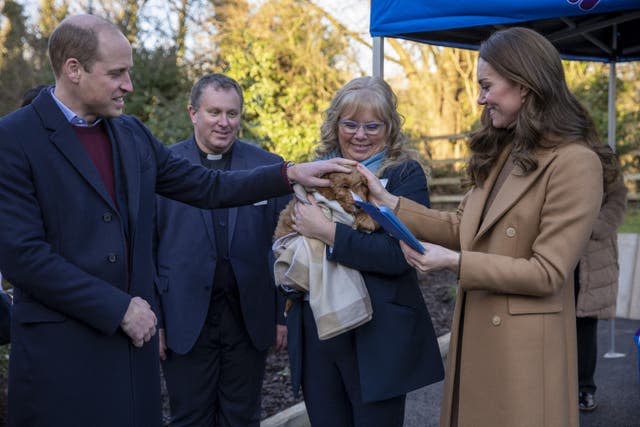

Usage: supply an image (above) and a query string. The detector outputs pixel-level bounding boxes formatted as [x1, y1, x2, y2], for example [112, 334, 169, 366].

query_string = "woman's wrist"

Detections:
[303, 217, 336, 246]
[378, 193, 399, 209]
[451, 251, 461, 275]
[320, 222, 336, 246]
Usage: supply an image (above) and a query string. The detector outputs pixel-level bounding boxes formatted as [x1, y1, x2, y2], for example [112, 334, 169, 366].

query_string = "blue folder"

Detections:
[356, 200, 425, 254]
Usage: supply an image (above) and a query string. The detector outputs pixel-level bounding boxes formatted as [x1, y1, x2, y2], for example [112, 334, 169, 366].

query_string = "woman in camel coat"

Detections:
[359, 27, 611, 427]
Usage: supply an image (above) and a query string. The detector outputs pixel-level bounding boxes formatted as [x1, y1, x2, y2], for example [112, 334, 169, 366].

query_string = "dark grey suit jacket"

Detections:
[155, 138, 290, 354]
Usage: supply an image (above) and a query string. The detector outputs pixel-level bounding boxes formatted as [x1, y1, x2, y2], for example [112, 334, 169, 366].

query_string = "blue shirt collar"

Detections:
[49, 87, 102, 127]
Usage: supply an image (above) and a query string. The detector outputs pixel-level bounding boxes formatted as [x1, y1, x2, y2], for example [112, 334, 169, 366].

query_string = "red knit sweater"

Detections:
[72, 123, 116, 203]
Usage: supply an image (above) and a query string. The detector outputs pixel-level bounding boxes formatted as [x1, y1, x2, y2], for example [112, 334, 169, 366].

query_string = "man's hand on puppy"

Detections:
[286, 158, 356, 188]
[121, 296, 157, 348]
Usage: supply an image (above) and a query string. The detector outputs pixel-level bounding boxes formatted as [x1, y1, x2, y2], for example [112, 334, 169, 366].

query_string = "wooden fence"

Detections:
[427, 158, 466, 208]
[428, 158, 640, 208]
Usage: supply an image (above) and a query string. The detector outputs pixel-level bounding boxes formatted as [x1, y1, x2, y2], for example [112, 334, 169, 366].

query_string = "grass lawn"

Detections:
[620, 209, 640, 233]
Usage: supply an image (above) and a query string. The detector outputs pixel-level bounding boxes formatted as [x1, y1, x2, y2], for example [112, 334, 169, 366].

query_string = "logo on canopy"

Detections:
[567, 0, 601, 11]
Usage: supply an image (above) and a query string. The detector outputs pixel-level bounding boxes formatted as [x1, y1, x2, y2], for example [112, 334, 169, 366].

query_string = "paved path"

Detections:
[404, 317, 640, 427]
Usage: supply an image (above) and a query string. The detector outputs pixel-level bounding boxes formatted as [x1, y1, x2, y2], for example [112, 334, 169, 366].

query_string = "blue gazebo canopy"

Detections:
[370, 0, 640, 63]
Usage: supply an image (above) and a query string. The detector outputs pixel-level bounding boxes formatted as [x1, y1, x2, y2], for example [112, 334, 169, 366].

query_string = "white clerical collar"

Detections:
[207, 153, 223, 160]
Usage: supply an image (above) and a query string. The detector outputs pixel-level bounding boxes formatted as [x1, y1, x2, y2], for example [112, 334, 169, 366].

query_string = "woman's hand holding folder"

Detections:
[356, 163, 460, 274]
[355, 164, 399, 209]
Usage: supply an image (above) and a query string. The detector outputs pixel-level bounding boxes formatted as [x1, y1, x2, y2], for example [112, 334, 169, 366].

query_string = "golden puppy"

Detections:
[273, 168, 378, 241]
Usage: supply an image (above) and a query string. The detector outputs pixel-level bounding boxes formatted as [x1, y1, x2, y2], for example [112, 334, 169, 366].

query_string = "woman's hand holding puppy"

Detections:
[292, 195, 336, 246]
[355, 164, 399, 209]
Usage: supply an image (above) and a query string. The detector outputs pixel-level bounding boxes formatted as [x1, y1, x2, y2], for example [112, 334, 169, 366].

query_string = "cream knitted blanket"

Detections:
[273, 185, 373, 340]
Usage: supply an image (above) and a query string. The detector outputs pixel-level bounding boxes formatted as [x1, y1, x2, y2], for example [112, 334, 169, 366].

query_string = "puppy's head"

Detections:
[315, 168, 370, 214]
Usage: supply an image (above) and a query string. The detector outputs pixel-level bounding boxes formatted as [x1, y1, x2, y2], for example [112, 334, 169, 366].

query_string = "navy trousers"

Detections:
[163, 297, 268, 427]
[300, 303, 406, 427]
[576, 316, 598, 393]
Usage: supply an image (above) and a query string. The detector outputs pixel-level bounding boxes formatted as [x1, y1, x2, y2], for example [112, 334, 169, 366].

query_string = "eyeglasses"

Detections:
[339, 120, 386, 136]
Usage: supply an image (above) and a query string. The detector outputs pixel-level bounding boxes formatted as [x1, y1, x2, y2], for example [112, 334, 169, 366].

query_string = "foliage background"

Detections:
[1, 0, 638, 167]
[1, 1, 639, 423]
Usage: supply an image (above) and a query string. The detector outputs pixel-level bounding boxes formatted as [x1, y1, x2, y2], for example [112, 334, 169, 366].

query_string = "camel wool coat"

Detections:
[396, 142, 603, 427]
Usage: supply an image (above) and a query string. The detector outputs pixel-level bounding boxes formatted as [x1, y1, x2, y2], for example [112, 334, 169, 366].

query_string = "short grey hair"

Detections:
[189, 73, 244, 111]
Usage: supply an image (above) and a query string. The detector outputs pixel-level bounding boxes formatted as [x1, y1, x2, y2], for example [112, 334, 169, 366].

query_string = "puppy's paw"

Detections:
[355, 213, 379, 233]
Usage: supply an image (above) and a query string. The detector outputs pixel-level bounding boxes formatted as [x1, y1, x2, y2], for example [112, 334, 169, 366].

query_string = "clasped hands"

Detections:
[121, 296, 157, 348]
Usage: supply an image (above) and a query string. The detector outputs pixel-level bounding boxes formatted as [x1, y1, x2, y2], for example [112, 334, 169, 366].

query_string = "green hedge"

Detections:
[620, 210, 640, 234]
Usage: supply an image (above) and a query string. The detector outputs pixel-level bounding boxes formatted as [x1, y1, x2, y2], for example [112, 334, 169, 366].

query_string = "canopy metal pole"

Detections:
[607, 61, 617, 151]
[373, 37, 384, 78]
[604, 318, 625, 358]
[603, 63, 624, 358]
[603, 24, 625, 359]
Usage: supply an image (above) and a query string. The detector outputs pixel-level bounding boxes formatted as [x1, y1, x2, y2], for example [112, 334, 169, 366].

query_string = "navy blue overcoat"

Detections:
[0, 90, 290, 427]
[286, 160, 445, 403]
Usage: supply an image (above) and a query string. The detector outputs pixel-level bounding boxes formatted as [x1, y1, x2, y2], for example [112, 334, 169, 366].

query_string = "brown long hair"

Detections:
[467, 27, 618, 186]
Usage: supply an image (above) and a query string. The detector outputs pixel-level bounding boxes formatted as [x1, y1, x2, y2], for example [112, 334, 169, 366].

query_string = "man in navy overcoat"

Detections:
[0, 15, 349, 427]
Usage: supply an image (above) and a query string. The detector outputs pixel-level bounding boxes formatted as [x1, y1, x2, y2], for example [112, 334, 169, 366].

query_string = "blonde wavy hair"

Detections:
[315, 76, 420, 176]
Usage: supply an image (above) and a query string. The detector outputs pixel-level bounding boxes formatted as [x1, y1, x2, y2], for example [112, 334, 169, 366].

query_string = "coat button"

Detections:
[102, 212, 112, 222]
[491, 315, 501, 326]
[107, 253, 117, 263]
[505, 227, 516, 237]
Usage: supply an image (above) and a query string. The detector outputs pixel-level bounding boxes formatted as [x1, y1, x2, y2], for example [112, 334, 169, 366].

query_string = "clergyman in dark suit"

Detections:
[155, 73, 290, 427]
[0, 14, 351, 427]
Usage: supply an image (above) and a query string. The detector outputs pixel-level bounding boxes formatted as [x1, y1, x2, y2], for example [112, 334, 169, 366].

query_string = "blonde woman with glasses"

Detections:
[283, 76, 444, 427]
